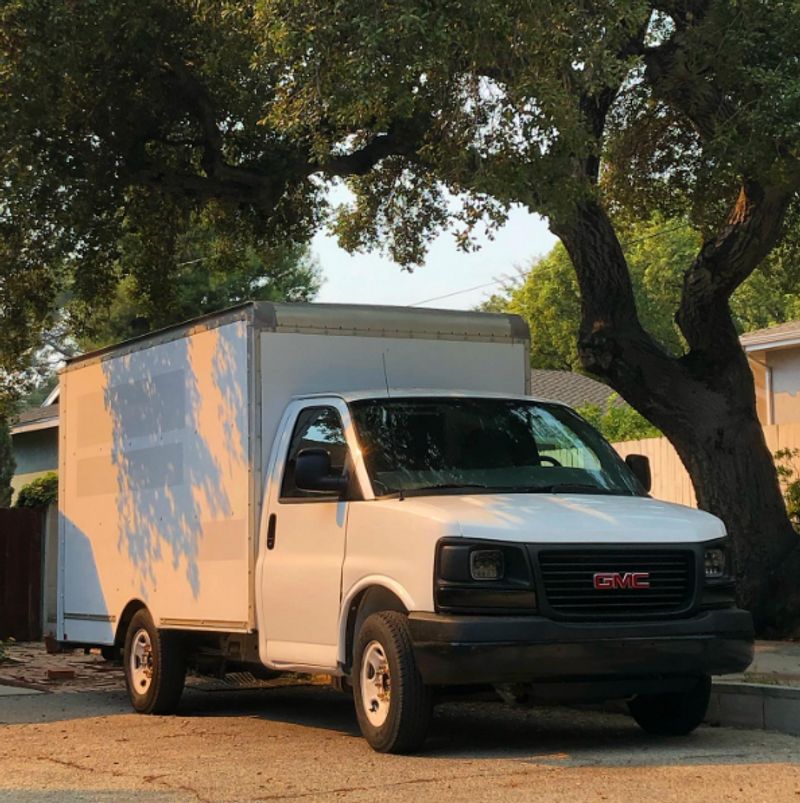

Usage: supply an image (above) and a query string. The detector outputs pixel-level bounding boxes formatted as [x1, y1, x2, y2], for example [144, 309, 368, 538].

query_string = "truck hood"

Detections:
[385, 493, 725, 544]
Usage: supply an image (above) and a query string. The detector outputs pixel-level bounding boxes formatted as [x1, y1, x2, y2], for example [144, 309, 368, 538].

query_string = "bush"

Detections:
[0, 637, 14, 663]
[14, 472, 58, 508]
[774, 448, 800, 529]
[576, 396, 661, 443]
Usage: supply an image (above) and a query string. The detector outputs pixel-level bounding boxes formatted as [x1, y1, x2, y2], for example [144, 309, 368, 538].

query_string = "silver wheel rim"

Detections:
[360, 640, 391, 728]
[130, 628, 154, 695]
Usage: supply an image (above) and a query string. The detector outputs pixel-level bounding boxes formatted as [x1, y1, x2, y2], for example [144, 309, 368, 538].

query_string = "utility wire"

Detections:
[408, 280, 504, 307]
[408, 222, 690, 307]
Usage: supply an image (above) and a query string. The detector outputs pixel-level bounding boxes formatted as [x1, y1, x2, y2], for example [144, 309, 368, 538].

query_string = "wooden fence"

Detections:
[614, 422, 800, 508]
[0, 508, 44, 641]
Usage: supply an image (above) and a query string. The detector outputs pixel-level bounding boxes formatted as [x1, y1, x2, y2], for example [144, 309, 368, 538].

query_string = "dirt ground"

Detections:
[0, 641, 124, 693]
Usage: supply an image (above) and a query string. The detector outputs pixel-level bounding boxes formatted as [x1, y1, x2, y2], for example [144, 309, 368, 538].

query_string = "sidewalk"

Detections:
[708, 640, 800, 736]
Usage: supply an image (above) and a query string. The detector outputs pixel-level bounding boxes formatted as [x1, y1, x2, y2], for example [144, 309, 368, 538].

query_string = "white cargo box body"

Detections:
[58, 303, 530, 645]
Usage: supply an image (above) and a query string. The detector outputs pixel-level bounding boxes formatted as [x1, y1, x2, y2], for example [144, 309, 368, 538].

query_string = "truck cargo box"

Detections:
[58, 302, 530, 645]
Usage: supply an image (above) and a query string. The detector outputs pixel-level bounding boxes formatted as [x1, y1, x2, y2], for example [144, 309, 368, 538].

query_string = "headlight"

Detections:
[704, 546, 727, 580]
[436, 539, 536, 613]
[470, 549, 505, 581]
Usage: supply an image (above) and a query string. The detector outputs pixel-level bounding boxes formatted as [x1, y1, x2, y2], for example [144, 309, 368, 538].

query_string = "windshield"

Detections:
[349, 397, 643, 497]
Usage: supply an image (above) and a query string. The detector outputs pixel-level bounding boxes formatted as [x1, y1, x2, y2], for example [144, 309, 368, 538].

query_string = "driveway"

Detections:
[1, 683, 799, 802]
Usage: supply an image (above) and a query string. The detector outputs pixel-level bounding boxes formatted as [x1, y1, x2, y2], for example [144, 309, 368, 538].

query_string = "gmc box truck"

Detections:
[57, 301, 753, 752]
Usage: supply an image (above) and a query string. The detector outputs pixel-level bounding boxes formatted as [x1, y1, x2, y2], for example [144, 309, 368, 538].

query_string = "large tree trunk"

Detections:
[622, 347, 800, 633]
[552, 198, 800, 635]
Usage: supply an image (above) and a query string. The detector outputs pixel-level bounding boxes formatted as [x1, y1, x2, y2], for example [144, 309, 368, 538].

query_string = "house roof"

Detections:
[530, 369, 617, 410]
[740, 320, 800, 351]
[11, 403, 60, 435]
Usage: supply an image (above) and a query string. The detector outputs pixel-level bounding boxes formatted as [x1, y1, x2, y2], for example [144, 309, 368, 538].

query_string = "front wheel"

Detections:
[123, 609, 186, 714]
[352, 611, 432, 753]
[628, 676, 711, 736]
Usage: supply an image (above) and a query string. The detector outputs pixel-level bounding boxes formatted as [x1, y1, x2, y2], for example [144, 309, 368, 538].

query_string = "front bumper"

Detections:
[408, 608, 754, 689]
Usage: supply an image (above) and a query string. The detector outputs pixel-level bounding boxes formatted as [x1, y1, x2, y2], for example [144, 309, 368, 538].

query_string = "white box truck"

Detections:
[58, 302, 753, 752]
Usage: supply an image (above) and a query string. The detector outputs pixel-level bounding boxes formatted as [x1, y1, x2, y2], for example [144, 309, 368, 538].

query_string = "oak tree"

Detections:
[3, 1, 800, 629]
[492, 217, 800, 372]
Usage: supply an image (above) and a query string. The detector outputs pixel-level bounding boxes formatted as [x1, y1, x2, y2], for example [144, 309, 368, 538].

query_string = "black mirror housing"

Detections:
[625, 453, 652, 493]
[294, 448, 349, 495]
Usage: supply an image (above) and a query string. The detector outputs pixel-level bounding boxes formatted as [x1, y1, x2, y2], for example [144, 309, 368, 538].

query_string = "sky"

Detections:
[312, 189, 557, 310]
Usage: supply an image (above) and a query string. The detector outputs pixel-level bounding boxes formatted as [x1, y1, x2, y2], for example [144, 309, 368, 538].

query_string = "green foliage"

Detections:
[773, 449, 800, 530]
[0, 414, 15, 507]
[0, 637, 14, 663]
[17, 377, 58, 410]
[2, 1, 800, 379]
[577, 396, 661, 443]
[489, 217, 800, 371]
[78, 216, 322, 349]
[0, 1, 325, 373]
[14, 472, 58, 509]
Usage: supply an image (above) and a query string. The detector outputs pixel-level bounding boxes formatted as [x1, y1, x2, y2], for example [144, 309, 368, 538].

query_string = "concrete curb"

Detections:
[707, 681, 800, 736]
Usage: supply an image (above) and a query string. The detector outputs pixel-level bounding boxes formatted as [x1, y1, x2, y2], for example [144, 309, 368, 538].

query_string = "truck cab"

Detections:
[253, 389, 752, 751]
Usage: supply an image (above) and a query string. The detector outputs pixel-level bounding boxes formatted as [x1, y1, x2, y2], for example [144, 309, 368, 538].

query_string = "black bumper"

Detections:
[408, 608, 754, 688]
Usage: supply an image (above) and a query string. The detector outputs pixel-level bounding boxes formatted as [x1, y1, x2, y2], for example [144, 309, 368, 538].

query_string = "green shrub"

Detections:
[14, 472, 58, 508]
[774, 448, 800, 528]
[576, 396, 661, 443]
[0, 637, 14, 663]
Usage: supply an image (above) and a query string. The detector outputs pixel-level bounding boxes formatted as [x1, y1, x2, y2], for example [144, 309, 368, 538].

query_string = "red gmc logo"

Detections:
[593, 571, 651, 590]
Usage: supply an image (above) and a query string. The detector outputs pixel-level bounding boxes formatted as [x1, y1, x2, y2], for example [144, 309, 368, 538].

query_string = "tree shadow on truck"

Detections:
[100, 322, 248, 602]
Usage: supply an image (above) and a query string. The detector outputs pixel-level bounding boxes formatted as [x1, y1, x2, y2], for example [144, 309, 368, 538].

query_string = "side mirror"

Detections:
[625, 454, 652, 493]
[294, 448, 348, 495]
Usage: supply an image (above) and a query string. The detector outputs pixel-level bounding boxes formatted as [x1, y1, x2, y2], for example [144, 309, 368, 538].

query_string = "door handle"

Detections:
[267, 513, 277, 550]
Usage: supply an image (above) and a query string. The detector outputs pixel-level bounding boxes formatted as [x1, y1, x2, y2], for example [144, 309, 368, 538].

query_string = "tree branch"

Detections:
[677, 177, 800, 353]
[155, 60, 429, 213]
[644, 37, 735, 142]
[317, 117, 428, 177]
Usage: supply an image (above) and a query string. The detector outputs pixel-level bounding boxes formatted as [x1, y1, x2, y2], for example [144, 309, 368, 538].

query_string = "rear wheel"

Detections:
[100, 645, 119, 663]
[628, 676, 711, 736]
[123, 609, 186, 714]
[352, 611, 432, 753]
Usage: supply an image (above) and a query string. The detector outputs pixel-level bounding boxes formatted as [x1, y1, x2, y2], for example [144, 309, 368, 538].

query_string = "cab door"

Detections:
[260, 399, 356, 668]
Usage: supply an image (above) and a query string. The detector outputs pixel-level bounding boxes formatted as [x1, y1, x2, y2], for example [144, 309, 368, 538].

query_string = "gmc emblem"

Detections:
[593, 571, 651, 590]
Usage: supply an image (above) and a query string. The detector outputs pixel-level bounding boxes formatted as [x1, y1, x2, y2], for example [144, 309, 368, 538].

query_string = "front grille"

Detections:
[537, 548, 695, 619]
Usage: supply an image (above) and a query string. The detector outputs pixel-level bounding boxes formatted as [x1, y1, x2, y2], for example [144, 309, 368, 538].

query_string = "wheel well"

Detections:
[115, 599, 147, 647]
[344, 586, 408, 673]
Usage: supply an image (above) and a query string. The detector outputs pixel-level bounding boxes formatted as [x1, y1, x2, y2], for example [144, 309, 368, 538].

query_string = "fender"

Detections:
[337, 575, 418, 665]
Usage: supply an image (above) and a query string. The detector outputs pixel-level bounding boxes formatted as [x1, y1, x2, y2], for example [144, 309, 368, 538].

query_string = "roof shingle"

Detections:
[12, 403, 60, 431]
[740, 320, 800, 349]
[530, 369, 616, 409]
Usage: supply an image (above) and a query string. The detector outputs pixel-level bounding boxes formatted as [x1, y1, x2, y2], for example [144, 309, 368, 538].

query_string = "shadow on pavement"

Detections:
[2, 683, 799, 768]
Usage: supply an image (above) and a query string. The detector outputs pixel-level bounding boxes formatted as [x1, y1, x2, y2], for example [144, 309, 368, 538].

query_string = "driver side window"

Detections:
[280, 406, 348, 500]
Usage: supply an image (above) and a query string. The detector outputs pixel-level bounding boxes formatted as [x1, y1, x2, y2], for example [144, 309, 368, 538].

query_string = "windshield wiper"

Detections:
[379, 482, 490, 501]
[409, 483, 490, 492]
[525, 483, 632, 495]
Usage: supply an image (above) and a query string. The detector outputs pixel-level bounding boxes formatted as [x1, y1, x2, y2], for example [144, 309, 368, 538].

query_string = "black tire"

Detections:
[123, 609, 186, 714]
[100, 645, 119, 663]
[628, 676, 711, 736]
[330, 675, 354, 697]
[352, 611, 432, 753]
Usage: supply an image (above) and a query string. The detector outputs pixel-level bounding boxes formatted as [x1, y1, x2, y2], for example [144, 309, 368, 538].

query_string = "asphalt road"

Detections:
[1, 684, 799, 802]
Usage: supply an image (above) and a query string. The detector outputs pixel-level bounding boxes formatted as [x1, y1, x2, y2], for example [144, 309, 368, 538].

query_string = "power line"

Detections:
[408, 222, 690, 307]
[408, 280, 504, 307]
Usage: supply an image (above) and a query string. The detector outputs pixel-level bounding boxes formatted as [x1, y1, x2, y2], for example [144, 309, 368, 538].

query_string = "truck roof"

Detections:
[63, 301, 530, 371]
[294, 388, 568, 407]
